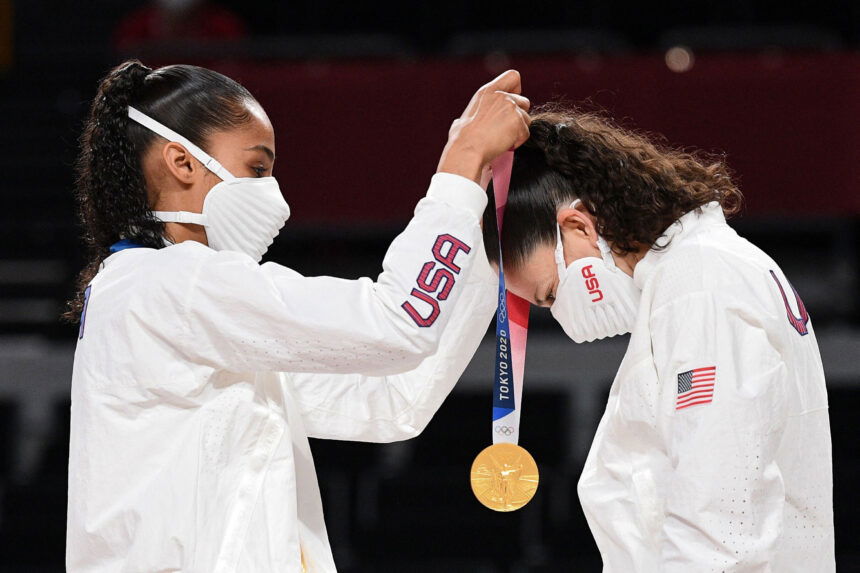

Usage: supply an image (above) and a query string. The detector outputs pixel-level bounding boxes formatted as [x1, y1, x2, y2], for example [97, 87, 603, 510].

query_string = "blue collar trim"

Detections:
[109, 239, 146, 253]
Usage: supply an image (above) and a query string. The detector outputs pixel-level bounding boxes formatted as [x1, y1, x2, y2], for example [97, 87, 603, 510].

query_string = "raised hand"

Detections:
[437, 70, 531, 184]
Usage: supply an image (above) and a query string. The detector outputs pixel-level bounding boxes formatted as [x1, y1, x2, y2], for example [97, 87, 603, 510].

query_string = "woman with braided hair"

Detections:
[66, 60, 532, 571]
[483, 107, 834, 571]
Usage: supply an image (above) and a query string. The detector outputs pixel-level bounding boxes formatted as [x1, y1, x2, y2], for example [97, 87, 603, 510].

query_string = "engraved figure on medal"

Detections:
[470, 442, 539, 512]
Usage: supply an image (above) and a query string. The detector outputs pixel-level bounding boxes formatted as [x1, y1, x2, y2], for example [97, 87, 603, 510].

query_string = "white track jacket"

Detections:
[66, 173, 497, 572]
[578, 202, 835, 572]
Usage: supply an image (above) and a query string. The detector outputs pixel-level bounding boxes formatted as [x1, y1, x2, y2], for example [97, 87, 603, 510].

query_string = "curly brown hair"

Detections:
[482, 105, 743, 268]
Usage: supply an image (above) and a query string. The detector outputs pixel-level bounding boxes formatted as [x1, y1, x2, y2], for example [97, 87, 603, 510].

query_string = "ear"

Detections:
[556, 204, 599, 247]
[160, 142, 200, 185]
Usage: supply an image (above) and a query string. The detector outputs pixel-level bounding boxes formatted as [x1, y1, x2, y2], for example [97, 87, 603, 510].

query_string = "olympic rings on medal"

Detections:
[494, 425, 515, 436]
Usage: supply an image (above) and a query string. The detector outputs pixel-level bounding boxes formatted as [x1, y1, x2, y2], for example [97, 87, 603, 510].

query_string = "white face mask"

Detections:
[127, 107, 290, 263]
[549, 200, 641, 343]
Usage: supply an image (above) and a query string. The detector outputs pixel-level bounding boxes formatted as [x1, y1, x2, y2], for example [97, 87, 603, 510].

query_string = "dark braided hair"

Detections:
[482, 105, 743, 269]
[65, 59, 257, 322]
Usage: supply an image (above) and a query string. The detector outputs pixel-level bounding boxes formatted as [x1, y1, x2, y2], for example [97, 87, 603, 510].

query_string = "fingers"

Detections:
[443, 69, 530, 168]
[513, 108, 532, 149]
[496, 91, 530, 112]
[476, 88, 531, 150]
[518, 105, 532, 126]
[497, 94, 531, 140]
[463, 70, 524, 122]
[485, 69, 522, 95]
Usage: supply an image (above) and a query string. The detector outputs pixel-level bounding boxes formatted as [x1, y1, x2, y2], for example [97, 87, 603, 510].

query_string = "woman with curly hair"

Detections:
[483, 108, 834, 571]
[66, 60, 531, 572]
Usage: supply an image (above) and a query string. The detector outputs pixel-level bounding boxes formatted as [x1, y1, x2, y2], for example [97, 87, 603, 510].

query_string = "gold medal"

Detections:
[470, 442, 539, 512]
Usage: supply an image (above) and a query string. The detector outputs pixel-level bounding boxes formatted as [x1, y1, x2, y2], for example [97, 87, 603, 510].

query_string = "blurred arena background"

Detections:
[0, 0, 859, 571]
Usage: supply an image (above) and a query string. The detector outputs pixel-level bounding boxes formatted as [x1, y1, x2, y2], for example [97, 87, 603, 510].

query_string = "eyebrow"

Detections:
[245, 144, 275, 161]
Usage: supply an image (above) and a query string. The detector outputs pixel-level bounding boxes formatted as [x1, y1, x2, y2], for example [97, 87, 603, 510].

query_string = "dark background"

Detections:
[0, 1, 858, 571]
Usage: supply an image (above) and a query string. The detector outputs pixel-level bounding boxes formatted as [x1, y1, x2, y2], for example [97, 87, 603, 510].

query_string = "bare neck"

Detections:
[611, 245, 649, 277]
[163, 223, 208, 247]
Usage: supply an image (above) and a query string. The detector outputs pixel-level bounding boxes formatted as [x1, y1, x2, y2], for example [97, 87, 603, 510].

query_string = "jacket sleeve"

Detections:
[172, 173, 490, 377]
[649, 291, 789, 572]
[282, 253, 496, 442]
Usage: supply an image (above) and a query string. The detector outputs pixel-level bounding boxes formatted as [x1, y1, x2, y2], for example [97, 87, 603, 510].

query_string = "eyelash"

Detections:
[252, 165, 267, 177]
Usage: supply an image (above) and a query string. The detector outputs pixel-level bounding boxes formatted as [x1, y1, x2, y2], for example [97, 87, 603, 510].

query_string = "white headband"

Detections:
[127, 106, 236, 182]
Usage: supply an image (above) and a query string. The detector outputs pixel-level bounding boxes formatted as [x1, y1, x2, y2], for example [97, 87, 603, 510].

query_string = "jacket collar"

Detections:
[632, 201, 727, 290]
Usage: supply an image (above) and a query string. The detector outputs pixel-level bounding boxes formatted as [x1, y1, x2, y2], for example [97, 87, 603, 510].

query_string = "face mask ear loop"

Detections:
[596, 236, 618, 270]
[555, 223, 567, 280]
[152, 210, 209, 226]
[570, 198, 618, 270]
[127, 106, 237, 182]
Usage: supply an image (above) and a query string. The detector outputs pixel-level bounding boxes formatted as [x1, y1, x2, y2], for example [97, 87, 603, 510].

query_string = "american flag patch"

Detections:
[676, 366, 716, 410]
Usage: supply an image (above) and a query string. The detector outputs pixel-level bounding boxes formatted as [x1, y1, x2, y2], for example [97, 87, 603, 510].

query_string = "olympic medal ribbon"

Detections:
[489, 151, 531, 445]
[470, 150, 539, 512]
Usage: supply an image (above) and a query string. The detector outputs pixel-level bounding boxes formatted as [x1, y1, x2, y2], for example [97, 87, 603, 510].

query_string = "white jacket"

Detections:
[579, 202, 835, 572]
[66, 173, 497, 572]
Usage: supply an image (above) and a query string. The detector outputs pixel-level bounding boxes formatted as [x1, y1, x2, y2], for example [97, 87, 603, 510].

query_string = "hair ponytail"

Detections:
[483, 106, 744, 269]
[64, 60, 164, 322]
